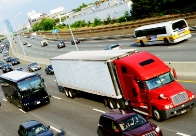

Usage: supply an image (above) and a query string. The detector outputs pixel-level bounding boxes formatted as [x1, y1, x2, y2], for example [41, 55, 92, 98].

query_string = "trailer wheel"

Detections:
[116, 100, 125, 109]
[68, 90, 76, 99]
[164, 38, 170, 46]
[64, 88, 69, 98]
[152, 107, 163, 122]
[103, 98, 108, 106]
[108, 99, 116, 109]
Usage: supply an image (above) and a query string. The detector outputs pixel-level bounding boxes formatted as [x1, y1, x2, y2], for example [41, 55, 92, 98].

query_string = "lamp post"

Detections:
[12, 12, 27, 59]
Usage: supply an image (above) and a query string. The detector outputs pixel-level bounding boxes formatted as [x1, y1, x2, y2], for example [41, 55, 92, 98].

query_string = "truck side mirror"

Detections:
[172, 68, 177, 79]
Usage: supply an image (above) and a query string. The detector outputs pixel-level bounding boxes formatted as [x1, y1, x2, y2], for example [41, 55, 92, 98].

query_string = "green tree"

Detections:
[93, 18, 102, 27]
[74, 3, 88, 12]
[39, 18, 56, 31]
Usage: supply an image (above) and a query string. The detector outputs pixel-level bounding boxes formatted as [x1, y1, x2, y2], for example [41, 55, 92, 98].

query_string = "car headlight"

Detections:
[155, 126, 160, 132]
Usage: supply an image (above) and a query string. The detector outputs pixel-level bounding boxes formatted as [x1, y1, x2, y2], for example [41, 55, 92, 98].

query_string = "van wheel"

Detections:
[108, 99, 116, 109]
[64, 88, 69, 98]
[152, 107, 163, 122]
[116, 100, 125, 109]
[164, 38, 170, 46]
[140, 40, 145, 47]
[68, 89, 76, 99]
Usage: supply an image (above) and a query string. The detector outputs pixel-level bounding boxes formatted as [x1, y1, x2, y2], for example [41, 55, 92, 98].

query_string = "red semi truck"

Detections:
[51, 49, 196, 121]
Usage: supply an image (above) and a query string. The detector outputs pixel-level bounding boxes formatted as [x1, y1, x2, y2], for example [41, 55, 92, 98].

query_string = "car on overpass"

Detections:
[71, 38, 80, 45]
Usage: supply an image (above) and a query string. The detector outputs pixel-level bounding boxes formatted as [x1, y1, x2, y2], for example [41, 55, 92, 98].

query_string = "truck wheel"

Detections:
[108, 99, 116, 109]
[103, 98, 108, 106]
[152, 107, 163, 122]
[140, 40, 145, 47]
[68, 90, 76, 99]
[116, 100, 125, 109]
[64, 88, 69, 98]
[164, 38, 170, 46]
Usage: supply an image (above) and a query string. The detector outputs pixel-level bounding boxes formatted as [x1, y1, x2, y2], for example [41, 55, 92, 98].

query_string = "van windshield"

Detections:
[118, 114, 147, 132]
[17, 76, 45, 97]
[145, 72, 174, 90]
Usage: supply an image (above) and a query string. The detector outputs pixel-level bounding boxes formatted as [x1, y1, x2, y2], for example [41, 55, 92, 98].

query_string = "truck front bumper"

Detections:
[160, 99, 196, 119]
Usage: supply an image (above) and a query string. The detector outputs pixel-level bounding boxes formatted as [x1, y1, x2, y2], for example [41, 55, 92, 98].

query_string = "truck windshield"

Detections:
[145, 72, 174, 90]
[118, 114, 147, 132]
[17, 76, 45, 97]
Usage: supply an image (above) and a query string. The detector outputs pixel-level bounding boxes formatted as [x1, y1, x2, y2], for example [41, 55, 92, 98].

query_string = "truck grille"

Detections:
[171, 91, 188, 106]
[144, 131, 156, 136]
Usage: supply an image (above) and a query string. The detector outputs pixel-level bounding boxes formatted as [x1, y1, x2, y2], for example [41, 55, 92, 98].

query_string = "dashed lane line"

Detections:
[168, 46, 181, 48]
[3, 98, 7, 101]
[93, 108, 105, 113]
[176, 132, 190, 136]
[19, 109, 26, 113]
[53, 96, 62, 100]
[50, 126, 62, 133]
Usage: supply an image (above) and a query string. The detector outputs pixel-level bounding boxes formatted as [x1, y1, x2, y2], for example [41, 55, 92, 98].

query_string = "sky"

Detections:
[0, 0, 96, 32]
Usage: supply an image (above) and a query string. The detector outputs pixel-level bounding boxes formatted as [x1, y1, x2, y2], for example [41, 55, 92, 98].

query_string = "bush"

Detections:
[93, 18, 102, 27]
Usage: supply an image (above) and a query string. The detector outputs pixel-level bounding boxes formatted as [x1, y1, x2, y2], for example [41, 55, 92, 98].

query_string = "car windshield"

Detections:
[12, 58, 18, 61]
[3, 64, 10, 68]
[27, 124, 48, 136]
[118, 114, 147, 132]
[30, 63, 38, 66]
[145, 72, 174, 90]
[17, 76, 46, 98]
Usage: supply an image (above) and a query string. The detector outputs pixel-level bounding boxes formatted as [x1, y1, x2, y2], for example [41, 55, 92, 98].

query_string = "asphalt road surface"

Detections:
[0, 34, 196, 136]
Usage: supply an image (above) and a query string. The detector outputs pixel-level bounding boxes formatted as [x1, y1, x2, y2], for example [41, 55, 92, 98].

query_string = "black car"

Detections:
[0, 61, 5, 69]
[71, 38, 80, 45]
[57, 41, 66, 49]
[11, 57, 20, 65]
[45, 64, 54, 75]
[18, 120, 54, 136]
[28, 62, 41, 72]
[2, 63, 13, 73]
[5, 56, 12, 63]
[14, 67, 25, 72]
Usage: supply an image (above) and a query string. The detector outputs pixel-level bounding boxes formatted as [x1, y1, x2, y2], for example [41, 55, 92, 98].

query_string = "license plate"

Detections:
[37, 101, 41, 104]
[181, 110, 186, 114]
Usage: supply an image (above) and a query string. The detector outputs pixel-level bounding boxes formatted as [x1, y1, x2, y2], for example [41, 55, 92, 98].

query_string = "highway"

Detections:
[13, 33, 196, 62]
[0, 34, 196, 136]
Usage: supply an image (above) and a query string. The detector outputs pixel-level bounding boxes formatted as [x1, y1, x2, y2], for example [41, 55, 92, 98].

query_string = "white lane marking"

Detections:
[53, 96, 61, 100]
[19, 109, 26, 113]
[83, 45, 87, 46]
[93, 108, 105, 113]
[98, 45, 103, 46]
[52, 49, 54, 50]
[194, 38, 196, 39]
[48, 54, 50, 55]
[50, 126, 62, 133]
[168, 46, 181, 48]
[41, 53, 43, 54]
[3, 98, 7, 101]
[54, 80, 56, 82]
[35, 52, 37, 53]
[176, 132, 190, 136]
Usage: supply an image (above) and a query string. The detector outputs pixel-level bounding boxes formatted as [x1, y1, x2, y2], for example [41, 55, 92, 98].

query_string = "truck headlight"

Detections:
[155, 126, 160, 132]
[192, 95, 195, 99]
[164, 105, 170, 110]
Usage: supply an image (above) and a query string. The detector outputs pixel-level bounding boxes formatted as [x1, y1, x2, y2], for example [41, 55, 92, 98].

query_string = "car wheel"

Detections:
[164, 38, 170, 46]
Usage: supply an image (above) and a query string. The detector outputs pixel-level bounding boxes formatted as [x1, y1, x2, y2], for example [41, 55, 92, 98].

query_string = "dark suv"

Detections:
[57, 41, 66, 49]
[97, 109, 163, 136]
[2, 63, 13, 73]
[45, 64, 54, 75]
[11, 57, 20, 65]
[18, 120, 54, 136]
[71, 38, 80, 45]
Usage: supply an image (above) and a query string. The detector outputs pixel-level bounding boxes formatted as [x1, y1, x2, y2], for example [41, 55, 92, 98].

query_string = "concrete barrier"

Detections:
[165, 62, 196, 76]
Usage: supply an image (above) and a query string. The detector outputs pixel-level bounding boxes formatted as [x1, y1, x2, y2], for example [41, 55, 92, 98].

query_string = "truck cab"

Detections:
[114, 51, 196, 121]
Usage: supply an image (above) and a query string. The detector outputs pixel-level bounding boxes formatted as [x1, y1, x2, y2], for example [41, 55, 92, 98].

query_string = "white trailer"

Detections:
[50, 49, 138, 108]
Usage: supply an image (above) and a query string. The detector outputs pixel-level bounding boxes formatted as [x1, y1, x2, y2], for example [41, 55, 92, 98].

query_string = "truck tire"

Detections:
[116, 99, 125, 109]
[68, 89, 76, 99]
[64, 88, 69, 98]
[103, 98, 108, 106]
[152, 107, 163, 122]
[108, 99, 116, 109]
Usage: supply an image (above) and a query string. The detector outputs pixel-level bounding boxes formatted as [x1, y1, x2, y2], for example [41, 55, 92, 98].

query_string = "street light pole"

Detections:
[66, 16, 78, 51]
[12, 12, 27, 59]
